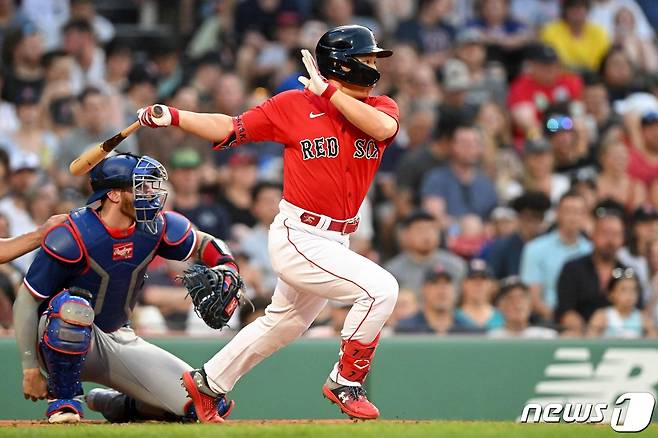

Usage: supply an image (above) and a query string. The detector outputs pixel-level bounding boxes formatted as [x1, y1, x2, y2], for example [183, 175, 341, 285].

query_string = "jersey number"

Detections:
[300, 137, 339, 160]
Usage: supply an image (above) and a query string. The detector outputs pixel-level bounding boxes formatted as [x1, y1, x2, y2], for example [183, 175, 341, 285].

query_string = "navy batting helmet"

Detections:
[315, 25, 392, 87]
[87, 153, 139, 204]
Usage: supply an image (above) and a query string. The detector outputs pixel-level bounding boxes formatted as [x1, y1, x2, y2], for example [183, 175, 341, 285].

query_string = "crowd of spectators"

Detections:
[0, 0, 657, 340]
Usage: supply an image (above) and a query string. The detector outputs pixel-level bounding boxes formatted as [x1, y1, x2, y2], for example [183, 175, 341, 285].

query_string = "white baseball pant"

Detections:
[203, 200, 399, 393]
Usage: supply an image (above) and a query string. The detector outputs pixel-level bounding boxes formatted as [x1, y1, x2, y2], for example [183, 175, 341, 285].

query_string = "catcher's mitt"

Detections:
[179, 264, 249, 330]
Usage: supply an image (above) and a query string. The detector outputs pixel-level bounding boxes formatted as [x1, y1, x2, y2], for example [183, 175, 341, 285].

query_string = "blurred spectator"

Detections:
[240, 181, 283, 295]
[541, 0, 610, 72]
[507, 43, 583, 141]
[385, 288, 419, 332]
[395, 264, 470, 334]
[582, 74, 619, 142]
[9, 86, 58, 170]
[385, 210, 466, 296]
[123, 63, 159, 124]
[395, 0, 455, 68]
[58, 87, 134, 175]
[20, 0, 69, 50]
[489, 206, 518, 239]
[69, 0, 115, 45]
[217, 151, 259, 228]
[152, 39, 183, 99]
[447, 214, 488, 259]
[186, 0, 230, 60]
[555, 204, 629, 334]
[596, 134, 646, 209]
[421, 122, 498, 221]
[1, 22, 44, 105]
[520, 191, 592, 320]
[618, 205, 658, 303]
[509, 0, 560, 29]
[486, 191, 551, 279]
[627, 110, 658, 187]
[488, 276, 558, 338]
[587, 267, 656, 337]
[589, 0, 655, 45]
[455, 258, 504, 331]
[505, 138, 570, 205]
[610, 5, 658, 73]
[0, 0, 30, 49]
[234, 0, 299, 43]
[599, 45, 644, 103]
[169, 148, 231, 240]
[62, 19, 106, 92]
[544, 113, 593, 178]
[476, 101, 516, 180]
[647, 238, 658, 323]
[212, 73, 247, 116]
[467, 0, 533, 53]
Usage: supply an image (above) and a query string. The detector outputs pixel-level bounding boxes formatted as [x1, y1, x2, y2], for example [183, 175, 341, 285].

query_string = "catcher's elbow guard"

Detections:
[199, 235, 238, 271]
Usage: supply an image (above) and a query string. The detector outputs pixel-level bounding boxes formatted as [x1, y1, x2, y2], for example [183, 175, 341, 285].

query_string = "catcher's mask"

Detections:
[132, 155, 168, 234]
[88, 153, 168, 234]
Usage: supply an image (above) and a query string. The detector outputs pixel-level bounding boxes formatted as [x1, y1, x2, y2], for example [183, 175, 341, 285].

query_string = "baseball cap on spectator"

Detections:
[401, 209, 435, 227]
[544, 114, 574, 136]
[465, 259, 493, 279]
[276, 11, 301, 28]
[442, 59, 471, 92]
[424, 263, 453, 283]
[495, 276, 529, 303]
[593, 198, 626, 219]
[170, 148, 201, 170]
[632, 204, 658, 222]
[455, 28, 484, 47]
[524, 138, 552, 155]
[10, 152, 40, 173]
[228, 151, 257, 167]
[526, 43, 559, 64]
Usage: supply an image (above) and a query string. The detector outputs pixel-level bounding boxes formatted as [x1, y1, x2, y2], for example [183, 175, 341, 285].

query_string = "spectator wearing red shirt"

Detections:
[507, 44, 583, 144]
[627, 110, 658, 187]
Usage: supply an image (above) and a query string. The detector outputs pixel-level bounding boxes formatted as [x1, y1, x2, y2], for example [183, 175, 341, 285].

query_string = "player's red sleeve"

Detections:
[371, 95, 400, 143]
[213, 91, 294, 150]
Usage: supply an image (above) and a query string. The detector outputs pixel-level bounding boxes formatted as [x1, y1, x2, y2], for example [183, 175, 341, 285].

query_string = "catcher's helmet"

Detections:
[315, 25, 392, 87]
[88, 153, 168, 233]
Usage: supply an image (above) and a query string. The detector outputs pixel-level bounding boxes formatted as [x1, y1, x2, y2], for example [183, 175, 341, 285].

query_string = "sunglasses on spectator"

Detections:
[611, 268, 635, 280]
[545, 116, 573, 134]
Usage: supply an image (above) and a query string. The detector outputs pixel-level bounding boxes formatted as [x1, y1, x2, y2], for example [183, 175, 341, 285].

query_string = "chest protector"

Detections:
[67, 208, 163, 332]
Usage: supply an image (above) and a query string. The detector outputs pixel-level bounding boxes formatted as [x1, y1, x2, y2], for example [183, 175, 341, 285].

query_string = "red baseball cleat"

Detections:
[181, 369, 224, 423]
[322, 384, 380, 420]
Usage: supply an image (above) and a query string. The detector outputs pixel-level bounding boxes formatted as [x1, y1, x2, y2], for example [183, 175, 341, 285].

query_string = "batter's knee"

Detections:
[369, 271, 399, 317]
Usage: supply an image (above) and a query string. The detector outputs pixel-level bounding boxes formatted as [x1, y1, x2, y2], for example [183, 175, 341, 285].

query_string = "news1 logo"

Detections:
[520, 392, 656, 432]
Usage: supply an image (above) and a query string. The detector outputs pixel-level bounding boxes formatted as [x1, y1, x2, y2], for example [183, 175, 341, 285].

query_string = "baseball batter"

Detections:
[13, 154, 240, 423]
[138, 25, 400, 421]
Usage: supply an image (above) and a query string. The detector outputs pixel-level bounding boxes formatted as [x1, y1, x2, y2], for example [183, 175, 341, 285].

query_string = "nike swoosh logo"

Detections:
[309, 112, 325, 119]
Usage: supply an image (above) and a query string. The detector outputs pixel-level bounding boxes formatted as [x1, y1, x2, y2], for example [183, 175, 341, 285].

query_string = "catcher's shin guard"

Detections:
[40, 289, 94, 420]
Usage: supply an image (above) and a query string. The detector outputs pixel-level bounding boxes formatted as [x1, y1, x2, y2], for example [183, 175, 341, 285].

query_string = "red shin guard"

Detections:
[337, 334, 380, 384]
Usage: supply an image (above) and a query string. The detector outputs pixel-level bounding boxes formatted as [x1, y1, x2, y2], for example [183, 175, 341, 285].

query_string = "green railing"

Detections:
[1, 336, 657, 420]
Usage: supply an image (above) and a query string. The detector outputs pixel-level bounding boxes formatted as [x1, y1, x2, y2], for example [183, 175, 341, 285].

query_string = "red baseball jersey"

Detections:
[215, 89, 399, 220]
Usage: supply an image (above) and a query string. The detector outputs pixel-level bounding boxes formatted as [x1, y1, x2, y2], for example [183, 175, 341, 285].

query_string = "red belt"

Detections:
[299, 212, 359, 234]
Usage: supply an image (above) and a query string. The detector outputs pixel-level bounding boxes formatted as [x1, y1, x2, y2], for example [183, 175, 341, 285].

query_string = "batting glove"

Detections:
[298, 49, 337, 99]
[137, 104, 180, 128]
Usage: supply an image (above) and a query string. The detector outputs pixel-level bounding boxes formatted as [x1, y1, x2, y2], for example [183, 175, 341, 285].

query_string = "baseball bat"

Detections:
[68, 105, 164, 176]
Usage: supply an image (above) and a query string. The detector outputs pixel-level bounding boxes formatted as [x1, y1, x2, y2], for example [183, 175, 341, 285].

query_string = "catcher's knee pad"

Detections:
[40, 288, 94, 399]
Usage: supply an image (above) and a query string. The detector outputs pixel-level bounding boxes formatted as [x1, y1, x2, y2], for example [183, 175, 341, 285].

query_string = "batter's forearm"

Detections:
[329, 91, 397, 141]
[13, 286, 41, 370]
[177, 111, 234, 143]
